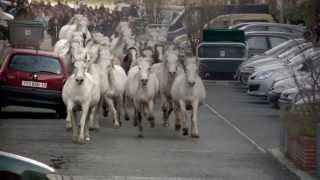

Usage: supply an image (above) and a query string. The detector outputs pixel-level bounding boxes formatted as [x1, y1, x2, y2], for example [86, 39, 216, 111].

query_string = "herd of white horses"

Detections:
[54, 14, 206, 144]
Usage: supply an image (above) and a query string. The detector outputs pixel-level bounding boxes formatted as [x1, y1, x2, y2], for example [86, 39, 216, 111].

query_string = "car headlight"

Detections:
[256, 71, 273, 80]
[282, 92, 296, 100]
[242, 66, 255, 73]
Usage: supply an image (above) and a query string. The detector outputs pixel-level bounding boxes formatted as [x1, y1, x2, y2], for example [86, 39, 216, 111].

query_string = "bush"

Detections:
[282, 111, 317, 138]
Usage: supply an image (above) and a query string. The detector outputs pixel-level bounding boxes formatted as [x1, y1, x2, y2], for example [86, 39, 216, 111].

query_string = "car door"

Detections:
[5, 53, 66, 91]
[268, 36, 289, 50]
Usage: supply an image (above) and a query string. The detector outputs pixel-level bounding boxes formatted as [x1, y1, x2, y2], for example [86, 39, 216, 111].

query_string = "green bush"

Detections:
[282, 111, 317, 138]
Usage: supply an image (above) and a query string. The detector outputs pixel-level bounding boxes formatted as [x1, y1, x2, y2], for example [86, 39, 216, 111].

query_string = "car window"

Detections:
[269, 37, 288, 48]
[246, 36, 268, 51]
[268, 26, 291, 33]
[198, 46, 246, 58]
[246, 26, 267, 31]
[291, 29, 303, 35]
[263, 40, 292, 55]
[9, 54, 62, 74]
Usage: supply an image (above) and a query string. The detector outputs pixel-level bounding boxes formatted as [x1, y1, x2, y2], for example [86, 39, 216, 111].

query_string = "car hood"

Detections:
[274, 72, 310, 90]
[254, 64, 285, 75]
[0, 151, 55, 176]
[239, 55, 273, 68]
[243, 57, 275, 67]
[0, 9, 14, 21]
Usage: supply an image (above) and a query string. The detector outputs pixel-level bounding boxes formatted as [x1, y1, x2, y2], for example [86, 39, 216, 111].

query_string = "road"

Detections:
[0, 82, 298, 180]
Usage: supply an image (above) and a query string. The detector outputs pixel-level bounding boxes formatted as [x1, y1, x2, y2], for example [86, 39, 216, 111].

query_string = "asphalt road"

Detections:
[0, 82, 298, 180]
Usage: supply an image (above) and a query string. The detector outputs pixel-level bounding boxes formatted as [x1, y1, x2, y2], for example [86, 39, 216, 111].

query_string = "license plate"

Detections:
[22, 81, 47, 88]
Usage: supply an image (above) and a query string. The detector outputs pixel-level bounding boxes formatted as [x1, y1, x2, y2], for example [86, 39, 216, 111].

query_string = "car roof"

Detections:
[240, 23, 306, 32]
[214, 13, 273, 20]
[245, 31, 300, 38]
[5, 47, 60, 58]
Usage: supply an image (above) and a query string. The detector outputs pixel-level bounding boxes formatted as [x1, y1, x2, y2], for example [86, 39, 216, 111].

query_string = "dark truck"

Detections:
[197, 29, 248, 80]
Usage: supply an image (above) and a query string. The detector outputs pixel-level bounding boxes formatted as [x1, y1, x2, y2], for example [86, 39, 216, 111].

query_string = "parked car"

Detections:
[244, 38, 306, 63]
[278, 87, 300, 111]
[278, 85, 320, 111]
[0, 151, 56, 180]
[238, 22, 306, 36]
[290, 93, 320, 112]
[267, 72, 310, 107]
[238, 41, 312, 83]
[0, 47, 68, 117]
[245, 31, 301, 57]
[204, 13, 275, 29]
[247, 48, 320, 97]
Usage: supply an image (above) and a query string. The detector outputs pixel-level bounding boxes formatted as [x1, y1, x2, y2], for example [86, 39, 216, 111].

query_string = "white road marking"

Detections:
[205, 104, 267, 154]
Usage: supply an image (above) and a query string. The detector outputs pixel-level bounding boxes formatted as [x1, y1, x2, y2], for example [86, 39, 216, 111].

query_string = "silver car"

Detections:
[239, 22, 306, 36]
[239, 41, 312, 84]
[245, 31, 302, 57]
[247, 48, 320, 97]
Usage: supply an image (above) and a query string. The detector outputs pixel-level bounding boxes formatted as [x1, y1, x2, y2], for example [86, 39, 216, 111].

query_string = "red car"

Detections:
[0, 48, 68, 117]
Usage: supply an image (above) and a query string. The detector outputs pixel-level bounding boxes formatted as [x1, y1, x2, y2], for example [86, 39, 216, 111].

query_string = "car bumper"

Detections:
[239, 71, 253, 84]
[247, 79, 273, 97]
[267, 91, 281, 105]
[0, 85, 64, 109]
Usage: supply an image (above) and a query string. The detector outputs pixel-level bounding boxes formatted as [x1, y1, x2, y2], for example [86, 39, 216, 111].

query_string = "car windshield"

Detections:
[264, 39, 302, 56]
[9, 54, 62, 74]
[198, 45, 246, 58]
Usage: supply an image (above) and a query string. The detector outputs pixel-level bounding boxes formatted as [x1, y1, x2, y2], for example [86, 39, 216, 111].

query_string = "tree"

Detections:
[143, 0, 163, 23]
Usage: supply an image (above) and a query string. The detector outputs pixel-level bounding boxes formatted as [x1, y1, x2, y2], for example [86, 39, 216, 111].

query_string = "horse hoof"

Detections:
[191, 133, 200, 138]
[138, 134, 144, 138]
[133, 121, 138, 127]
[182, 128, 189, 136]
[85, 137, 91, 142]
[175, 124, 181, 131]
[113, 124, 120, 129]
[78, 137, 86, 144]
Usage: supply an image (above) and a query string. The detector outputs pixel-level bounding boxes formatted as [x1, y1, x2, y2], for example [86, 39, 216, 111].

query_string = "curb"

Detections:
[268, 148, 317, 180]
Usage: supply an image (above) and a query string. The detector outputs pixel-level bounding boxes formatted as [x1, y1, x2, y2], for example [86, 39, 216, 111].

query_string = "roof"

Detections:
[245, 31, 300, 38]
[212, 13, 274, 22]
[202, 29, 245, 43]
[239, 23, 306, 32]
[5, 47, 59, 58]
